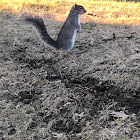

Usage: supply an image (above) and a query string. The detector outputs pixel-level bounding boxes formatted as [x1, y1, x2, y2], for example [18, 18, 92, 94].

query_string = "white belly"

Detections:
[71, 30, 77, 49]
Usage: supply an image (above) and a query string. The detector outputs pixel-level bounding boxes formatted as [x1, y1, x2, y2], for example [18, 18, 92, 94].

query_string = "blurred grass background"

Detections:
[0, 0, 140, 24]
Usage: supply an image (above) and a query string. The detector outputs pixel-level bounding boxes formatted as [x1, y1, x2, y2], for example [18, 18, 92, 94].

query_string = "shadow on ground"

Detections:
[0, 12, 140, 139]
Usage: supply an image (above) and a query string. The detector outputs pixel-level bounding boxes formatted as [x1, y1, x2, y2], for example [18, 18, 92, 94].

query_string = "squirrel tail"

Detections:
[21, 15, 56, 48]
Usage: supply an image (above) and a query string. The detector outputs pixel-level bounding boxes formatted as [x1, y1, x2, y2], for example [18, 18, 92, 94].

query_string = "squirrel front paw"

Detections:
[77, 28, 81, 33]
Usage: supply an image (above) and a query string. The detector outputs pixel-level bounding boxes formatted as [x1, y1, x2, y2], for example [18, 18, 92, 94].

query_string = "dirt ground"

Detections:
[0, 12, 140, 140]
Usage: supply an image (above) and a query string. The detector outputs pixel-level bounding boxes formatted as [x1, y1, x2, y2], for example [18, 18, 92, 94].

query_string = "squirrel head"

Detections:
[74, 4, 86, 15]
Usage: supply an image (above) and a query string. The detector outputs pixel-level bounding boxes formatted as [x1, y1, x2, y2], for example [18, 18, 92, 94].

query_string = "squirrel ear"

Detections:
[75, 3, 77, 7]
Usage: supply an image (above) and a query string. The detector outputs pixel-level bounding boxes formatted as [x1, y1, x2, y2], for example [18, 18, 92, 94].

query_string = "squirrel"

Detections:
[21, 4, 86, 50]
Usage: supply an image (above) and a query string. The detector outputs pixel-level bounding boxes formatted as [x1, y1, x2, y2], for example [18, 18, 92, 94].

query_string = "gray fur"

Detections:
[21, 4, 86, 50]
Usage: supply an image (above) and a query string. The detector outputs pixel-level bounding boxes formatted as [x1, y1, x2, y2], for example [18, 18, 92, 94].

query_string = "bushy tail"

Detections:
[21, 15, 56, 47]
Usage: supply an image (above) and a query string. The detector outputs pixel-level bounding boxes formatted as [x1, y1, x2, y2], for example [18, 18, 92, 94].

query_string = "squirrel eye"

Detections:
[79, 6, 83, 9]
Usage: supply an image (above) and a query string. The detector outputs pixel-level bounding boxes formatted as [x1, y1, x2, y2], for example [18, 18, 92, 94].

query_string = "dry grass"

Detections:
[0, 12, 140, 139]
[1, 0, 140, 24]
[0, 0, 140, 140]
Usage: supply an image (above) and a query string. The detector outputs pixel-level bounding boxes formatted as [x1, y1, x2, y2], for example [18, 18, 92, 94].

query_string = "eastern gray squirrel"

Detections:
[21, 4, 86, 50]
